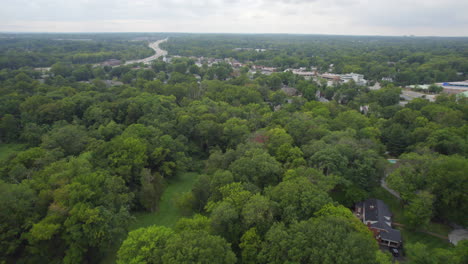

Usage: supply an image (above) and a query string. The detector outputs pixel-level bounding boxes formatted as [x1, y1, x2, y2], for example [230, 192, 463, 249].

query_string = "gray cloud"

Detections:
[0, 0, 466, 36]
[352, 0, 468, 32]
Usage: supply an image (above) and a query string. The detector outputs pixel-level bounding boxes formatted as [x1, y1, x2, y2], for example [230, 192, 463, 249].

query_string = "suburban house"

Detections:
[284, 68, 318, 80]
[355, 199, 402, 248]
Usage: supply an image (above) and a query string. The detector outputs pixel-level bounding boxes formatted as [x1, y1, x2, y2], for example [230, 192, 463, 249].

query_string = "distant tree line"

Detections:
[162, 34, 468, 86]
[0, 35, 158, 68]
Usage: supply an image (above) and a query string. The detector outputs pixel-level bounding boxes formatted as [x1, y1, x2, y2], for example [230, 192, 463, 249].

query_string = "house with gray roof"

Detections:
[355, 199, 402, 248]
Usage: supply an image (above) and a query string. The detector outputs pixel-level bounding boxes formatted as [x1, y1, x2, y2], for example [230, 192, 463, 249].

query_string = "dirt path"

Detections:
[381, 174, 401, 200]
[381, 160, 402, 200]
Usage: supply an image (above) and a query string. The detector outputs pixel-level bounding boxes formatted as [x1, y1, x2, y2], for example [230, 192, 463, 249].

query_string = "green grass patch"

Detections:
[100, 172, 200, 264]
[0, 143, 26, 161]
[401, 229, 451, 250]
[129, 172, 200, 230]
[425, 222, 451, 237]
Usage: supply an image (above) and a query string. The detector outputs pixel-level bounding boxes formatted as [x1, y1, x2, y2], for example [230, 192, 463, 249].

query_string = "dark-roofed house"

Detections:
[355, 199, 402, 248]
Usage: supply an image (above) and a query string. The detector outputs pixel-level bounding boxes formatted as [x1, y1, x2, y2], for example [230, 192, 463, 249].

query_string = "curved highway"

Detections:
[125, 38, 168, 65]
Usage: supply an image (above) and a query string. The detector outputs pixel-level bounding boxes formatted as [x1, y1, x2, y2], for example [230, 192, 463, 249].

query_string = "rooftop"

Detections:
[380, 228, 403, 243]
[356, 199, 402, 244]
[360, 199, 392, 222]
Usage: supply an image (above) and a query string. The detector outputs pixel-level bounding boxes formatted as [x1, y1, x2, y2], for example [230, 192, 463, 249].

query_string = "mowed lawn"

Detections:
[0, 143, 26, 161]
[129, 171, 200, 230]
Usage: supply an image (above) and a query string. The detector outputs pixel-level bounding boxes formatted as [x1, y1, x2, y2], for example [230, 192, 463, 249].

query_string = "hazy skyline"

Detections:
[1, 0, 467, 36]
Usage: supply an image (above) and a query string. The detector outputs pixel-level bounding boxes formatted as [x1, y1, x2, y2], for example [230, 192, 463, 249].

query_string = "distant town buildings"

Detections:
[101, 59, 122, 67]
[252, 65, 277, 75]
[321, 73, 341, 82]
[437, 81, 468, 94]
[340, 73, 367, 86]
[457, 91, 468, 99]
[103, 80, 124, 87]
[285, 67, 317, 80]
[400, 90, 436, 106]
[281, 86, 300, 97]
[192, 57, 230, 67]
[408, 84, 431, 90]
[369, 82, 382, 90]
[33, 67, 51, 73]
[233, 48, 268, 52]
[316, 90, 329, 102]
[407, 81, 468, 95]
[360, 105, 370, 114]
[319, 72, 367, 86]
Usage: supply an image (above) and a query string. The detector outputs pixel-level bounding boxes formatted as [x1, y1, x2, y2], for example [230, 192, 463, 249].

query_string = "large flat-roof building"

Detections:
[437, 81, 468, 94]
[320, 73, 367, 86]
[341, 73, 367, 86]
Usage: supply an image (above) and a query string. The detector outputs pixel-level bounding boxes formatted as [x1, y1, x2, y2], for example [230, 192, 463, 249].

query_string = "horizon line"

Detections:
[1, 31, 468, 38]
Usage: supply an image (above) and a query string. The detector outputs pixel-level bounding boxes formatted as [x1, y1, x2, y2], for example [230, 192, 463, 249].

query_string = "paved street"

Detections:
[401, 90, 436, 102]
[125, 38, 168, 65]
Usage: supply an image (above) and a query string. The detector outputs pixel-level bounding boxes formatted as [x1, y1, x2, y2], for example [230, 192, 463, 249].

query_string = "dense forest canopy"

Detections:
[0, 33, 467, 264]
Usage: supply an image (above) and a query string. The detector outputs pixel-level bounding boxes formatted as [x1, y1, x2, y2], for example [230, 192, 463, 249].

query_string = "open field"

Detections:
[129, 171, 199, 229]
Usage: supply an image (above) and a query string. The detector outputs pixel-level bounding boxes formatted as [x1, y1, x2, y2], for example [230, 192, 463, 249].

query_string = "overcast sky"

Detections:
[1, 0, 467, 36]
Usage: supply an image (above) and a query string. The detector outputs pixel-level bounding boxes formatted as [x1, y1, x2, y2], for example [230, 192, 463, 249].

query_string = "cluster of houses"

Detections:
[233, 48, 268, 52]
[191, 57, 235, 68]
[172, 56, 466, 96]
[78, 79, 124, 87]
[320, 72, 367, 86]
[247, 65, 368, 86]
[34, 52, 467, 101]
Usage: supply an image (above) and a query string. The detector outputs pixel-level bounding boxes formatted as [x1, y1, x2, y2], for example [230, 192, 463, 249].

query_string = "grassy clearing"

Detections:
[100, 172, 199, 264]
[129, 172, 200, 230]
[0, 143, 25, 161]
[401, 229, 451, 250]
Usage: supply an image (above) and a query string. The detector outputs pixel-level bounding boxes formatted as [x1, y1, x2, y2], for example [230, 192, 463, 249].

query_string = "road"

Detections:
[449, 229, 468, 245]
[401, 90, 436, 102]
[125, 38, 168, 65]
[381, 159, 401, 200]
[381, 175, 401, 200]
